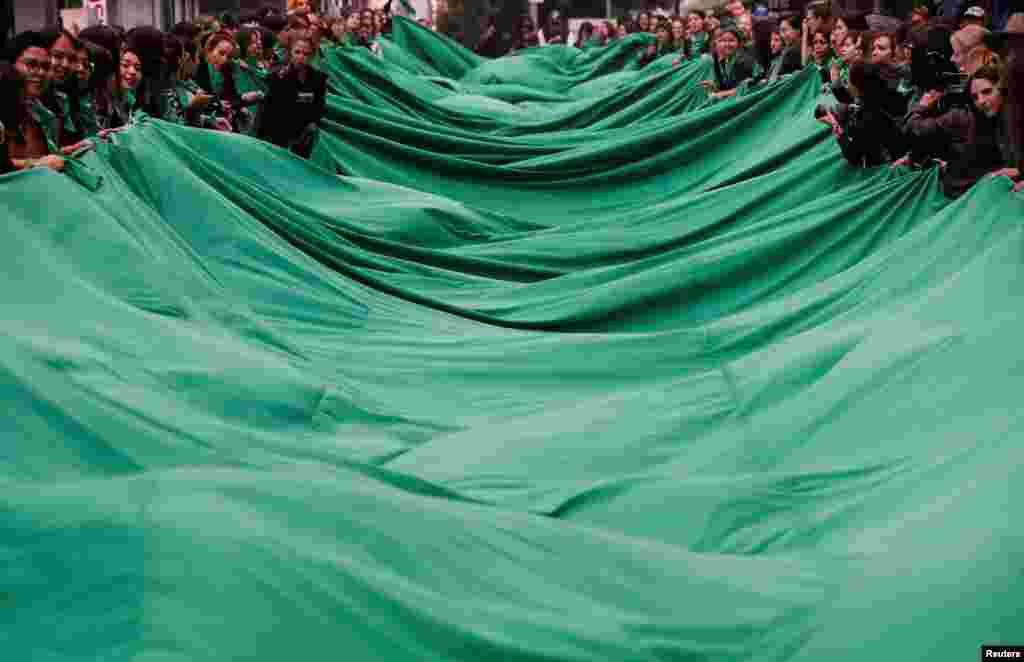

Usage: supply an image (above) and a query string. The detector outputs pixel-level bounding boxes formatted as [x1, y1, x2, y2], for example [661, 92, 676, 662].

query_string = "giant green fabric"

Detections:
[3, 17, 1023, 662]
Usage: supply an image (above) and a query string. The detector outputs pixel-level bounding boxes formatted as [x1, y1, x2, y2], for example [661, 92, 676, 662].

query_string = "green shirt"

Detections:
[689, 32, 708, 55]
[718, 55, 736, 83]
[29, 98, 101, 190]
[207, 64, 225, 96]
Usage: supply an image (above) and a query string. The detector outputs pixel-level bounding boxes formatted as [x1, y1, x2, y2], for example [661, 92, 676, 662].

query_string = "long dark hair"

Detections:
[123, 26, 171, 117]
[0, 63, 18, 173]
[194, 31, 240, 105]
[78, 25, 121, 122]
[752, 16, 778, 72]
[575, 21, 594, 48]
[513, 14, 538, 50]
[236, 28, 262, 60]
[0, 61, 25, 155]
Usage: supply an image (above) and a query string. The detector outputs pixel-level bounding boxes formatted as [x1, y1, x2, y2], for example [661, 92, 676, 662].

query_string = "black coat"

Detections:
[257, 64, 328, 148]
[778, 46, 803, 77]
[713, 52, 757, 91]
[0, 123, 12, 175]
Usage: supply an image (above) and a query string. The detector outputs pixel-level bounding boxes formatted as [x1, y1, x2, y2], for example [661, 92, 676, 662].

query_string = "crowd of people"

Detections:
[0, 0, 400, 175]
[2, 0, 1022, 199]
[488, 1, 1022, 197]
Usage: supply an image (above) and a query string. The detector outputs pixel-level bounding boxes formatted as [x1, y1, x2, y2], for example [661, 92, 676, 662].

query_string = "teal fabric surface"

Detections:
[2, 17, 1023, 662]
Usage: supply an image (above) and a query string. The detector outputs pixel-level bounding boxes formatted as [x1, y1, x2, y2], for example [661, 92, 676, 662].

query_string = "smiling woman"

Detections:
[1, 31, 66, 172]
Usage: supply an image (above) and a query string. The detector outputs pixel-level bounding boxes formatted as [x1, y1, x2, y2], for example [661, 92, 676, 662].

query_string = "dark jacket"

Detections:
[905, 102, 974, 169]
[833, 63, 909, 167]
[713, 51, 757, 91]
[475, 30, 499, 58]
[257, 63, 328, 149]
[776, 46, 802, 78]
[0, 122, 12, 174]
[943, 109, 1012, 198]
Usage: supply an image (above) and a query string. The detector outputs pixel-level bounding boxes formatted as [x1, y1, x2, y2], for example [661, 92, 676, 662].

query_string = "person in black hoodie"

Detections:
[257, 35, 326, 158]
[819, 60, 909, 167]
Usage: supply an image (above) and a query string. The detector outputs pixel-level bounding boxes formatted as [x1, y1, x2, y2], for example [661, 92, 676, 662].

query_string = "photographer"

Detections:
[257, 35, 326, 159]
[906, 64, 1013, 196]
[896, 25, 967, 164]
[958, 65, 1016, 194]
[818, 61, 908, 167]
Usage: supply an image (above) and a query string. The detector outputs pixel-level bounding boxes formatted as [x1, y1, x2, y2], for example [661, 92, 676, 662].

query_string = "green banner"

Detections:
[2, 17, 1022, 662]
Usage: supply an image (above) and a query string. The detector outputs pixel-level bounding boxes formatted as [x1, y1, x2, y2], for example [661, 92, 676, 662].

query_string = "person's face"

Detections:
[656, 26, 670, 44]
[688, 14, 703, 33]
[206, 40, 234, 68]
[15, 46, 50, 97]
[347, 14, 360, 31]
[832, 19, 848, 48]
[119, 51, 142, 90]
[841, 35, 861, 63]
[331, 22, 345, 39]
[812, 33, 829, 59]
[48, 34, 75, 83]
[806, 13, 822, 32]
[739, 15, 752, 40]
[727, 1, 746, 18]
[780, 19, 798, 45]
[770, 31, 783, 54]
[671, 20, 684, 41]
[911, 11, 926, 26]
[73, 48, 91, 84]
[972, 77, 1003, 117]
[291, 41, 313, 65]
[247, 34, 263, 57]
[717, 31, 739, 59]
[617, 24, 628, 38]
[638, 13, 650, 31]
[871, 35, 893, 64]
[706, 14, 720, 32]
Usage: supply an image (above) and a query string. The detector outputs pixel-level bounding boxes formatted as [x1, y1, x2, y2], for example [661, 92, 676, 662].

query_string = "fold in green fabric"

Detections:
[2, 17, 1023, 662]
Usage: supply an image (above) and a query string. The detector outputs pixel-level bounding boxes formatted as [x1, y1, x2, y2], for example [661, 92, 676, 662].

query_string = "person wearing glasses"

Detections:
[1, 31, 65, 171]
[40, 27, 98, 150]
